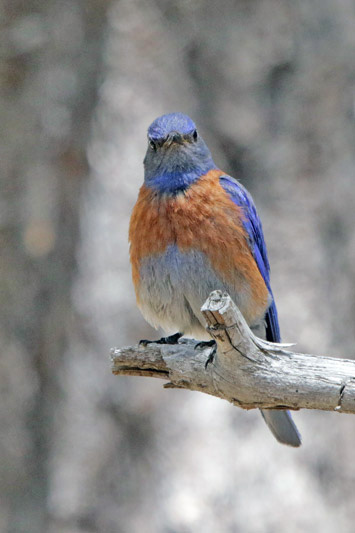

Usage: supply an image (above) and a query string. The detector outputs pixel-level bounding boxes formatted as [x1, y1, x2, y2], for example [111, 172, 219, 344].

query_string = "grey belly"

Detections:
[137, 245, 260, 338]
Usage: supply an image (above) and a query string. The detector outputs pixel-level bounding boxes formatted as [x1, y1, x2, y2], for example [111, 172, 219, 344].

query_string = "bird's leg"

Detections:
[195, 339, 216, 350]
[194, 339, 217, 369]
[139, 332, 182, 347]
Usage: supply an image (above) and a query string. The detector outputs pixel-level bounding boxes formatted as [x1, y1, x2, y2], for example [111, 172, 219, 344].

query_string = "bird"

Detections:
[129, 112, 301, 447]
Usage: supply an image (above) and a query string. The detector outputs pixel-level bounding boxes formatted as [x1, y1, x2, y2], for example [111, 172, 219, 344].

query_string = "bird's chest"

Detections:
[138, 243, 219, 299]
[129, 178, 269, 327]
[136, 244, 223, 334]
[129, 181, 240, 279]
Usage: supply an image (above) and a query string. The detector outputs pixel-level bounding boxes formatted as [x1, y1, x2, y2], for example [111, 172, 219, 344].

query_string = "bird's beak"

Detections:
[164, 132, 185, 147]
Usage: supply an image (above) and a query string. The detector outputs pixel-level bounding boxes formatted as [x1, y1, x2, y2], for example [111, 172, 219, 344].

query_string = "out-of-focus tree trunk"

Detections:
[1, 2, 108, 531]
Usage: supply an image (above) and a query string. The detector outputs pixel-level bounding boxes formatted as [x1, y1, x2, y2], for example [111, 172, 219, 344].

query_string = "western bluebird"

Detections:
[129, 112, 301, 447]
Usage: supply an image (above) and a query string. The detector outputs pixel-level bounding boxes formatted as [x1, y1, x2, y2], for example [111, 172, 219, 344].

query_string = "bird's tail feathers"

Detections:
[260, 409, 301, 447]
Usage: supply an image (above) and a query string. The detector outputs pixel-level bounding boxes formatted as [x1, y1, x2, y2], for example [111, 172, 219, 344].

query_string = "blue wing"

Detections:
[220, 175, 280, 342]
[220, 176, 302, 447]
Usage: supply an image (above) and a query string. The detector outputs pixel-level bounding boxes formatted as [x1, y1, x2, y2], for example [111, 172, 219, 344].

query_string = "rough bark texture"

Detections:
[112, 291, 355, 413]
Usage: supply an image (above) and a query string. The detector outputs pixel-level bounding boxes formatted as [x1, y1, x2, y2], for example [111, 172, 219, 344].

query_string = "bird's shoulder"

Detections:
[218, 173, 281, 341]
[219, 174, 270, 273]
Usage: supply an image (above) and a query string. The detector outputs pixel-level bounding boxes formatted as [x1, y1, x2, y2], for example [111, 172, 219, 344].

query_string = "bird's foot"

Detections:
[194, 340, 217, 369]
[139, 332, 182, 347]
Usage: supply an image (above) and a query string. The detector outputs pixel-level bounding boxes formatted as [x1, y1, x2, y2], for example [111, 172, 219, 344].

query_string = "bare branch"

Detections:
[111, 291, 355, 414]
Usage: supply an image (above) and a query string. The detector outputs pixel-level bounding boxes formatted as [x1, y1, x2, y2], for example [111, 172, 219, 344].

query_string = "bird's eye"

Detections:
[149, 140, 156, 151]
[192, 130, 198, 141]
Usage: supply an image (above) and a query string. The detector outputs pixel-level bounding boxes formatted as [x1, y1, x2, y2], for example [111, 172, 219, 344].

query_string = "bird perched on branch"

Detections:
[129, 112, 301, 447]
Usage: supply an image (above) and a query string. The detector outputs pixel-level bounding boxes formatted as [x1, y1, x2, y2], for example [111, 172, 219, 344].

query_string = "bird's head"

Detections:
[144, 112, 216, 194]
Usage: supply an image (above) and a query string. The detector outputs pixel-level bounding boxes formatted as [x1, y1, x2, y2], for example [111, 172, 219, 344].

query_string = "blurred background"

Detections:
[2, 1, 355, 532]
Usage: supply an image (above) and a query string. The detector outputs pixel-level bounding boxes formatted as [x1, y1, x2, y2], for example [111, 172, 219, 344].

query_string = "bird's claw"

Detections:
[195, 340, 216, 350]
[194, 340, 217, 369]
[204, 345, 217, 369]
[139, 332, 182, 347]
[139, 339, 151, 347]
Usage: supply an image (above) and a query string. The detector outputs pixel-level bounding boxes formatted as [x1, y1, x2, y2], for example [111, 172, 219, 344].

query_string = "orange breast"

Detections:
[129, 169, 269, 317]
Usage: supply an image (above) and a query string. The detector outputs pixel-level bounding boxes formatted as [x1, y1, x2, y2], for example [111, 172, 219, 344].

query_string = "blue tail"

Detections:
[260, 409, 301, 447]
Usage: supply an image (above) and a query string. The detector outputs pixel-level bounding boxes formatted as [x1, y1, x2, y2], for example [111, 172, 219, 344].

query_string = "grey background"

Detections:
[2, 0, 355, 531]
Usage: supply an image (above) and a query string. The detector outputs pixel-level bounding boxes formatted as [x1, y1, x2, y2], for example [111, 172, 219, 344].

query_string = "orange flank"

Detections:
[129, 169, 269, 319]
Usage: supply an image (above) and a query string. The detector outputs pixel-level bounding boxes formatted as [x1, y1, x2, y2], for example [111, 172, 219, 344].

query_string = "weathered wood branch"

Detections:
[111, 291, 355, 414]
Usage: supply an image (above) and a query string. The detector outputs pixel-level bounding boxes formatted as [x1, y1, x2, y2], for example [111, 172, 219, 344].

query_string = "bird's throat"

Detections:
[146, 163, 216, 195]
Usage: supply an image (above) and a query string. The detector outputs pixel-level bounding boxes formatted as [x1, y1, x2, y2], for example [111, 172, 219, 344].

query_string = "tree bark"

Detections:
[112, 291, 355, 414]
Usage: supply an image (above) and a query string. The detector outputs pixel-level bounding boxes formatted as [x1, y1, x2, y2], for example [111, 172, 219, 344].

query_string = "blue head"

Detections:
[144, 112, 216, 194]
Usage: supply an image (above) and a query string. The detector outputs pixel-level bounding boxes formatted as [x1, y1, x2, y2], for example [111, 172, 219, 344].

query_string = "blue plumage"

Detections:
[144, 113, 216, 194]
[220, 175, 281, 343]
[146, 166, 215, 195]
[148, 112, 196, 140]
